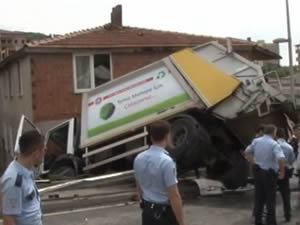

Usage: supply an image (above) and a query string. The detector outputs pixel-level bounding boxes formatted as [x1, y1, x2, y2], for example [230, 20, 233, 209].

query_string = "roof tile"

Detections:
[26, 24, 254, 49]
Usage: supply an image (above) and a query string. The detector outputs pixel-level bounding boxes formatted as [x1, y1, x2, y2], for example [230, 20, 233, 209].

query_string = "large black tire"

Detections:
[207, 151, 249, 189]
[48, 155, 82, 179]
[49, 166, 76, 179]
[220, 152, 249, 189]
[168, 116, 212, 169]
[179, 141, 218, 170]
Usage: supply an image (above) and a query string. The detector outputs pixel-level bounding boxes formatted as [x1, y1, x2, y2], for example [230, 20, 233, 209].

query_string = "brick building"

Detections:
[0, 5, 280, 169]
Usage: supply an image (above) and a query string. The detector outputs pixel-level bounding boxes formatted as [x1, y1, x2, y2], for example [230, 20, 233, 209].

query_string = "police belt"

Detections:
[141, 199, 171, 211]
[253, 164, 277, 174]
[285, 166, 294, 178]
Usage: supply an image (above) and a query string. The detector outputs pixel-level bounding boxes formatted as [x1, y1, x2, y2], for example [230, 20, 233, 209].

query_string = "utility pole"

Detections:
[286, 0, 296, 108]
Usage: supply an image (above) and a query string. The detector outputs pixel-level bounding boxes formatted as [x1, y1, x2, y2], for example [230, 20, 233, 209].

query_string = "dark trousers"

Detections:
[277, 168, 292, 220]
[141, 201, 178, 225]
[253, 165, 277, 225]
[298, 169, 300, 189]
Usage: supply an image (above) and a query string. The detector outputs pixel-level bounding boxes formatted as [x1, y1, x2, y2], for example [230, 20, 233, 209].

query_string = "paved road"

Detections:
[1, 178, 300, 225]
[41, 189, 300, 225]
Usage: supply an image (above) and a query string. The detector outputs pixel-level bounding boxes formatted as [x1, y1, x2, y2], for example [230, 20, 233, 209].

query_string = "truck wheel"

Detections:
[219, 152, 249, 189]
[49, 166, 76, 179]
[169, 116, 210, 161]
[178, 141, 217, 170]
[48, 155, 82, 179]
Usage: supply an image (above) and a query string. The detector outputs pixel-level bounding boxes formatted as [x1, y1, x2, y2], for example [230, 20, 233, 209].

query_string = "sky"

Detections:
[1, 0, 299, 66]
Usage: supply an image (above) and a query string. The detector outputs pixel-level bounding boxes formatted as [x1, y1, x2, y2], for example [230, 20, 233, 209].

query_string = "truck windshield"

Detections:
[44, 123, 69, 171]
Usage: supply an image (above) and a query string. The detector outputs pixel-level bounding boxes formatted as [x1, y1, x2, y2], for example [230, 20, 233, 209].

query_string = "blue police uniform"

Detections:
[246, 135, 284, 171]
[297, 145, 300, 172]
[134, 145, 178, 225]
[246, 134, 285, 225]
[1, 160, 42, 225]
[134, 145, 177, 204]
[277, 138, 294, 221]
[277, 138, 294, 167]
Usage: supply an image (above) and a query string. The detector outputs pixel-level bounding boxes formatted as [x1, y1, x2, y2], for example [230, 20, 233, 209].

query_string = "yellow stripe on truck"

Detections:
[171, 49, 241, 107]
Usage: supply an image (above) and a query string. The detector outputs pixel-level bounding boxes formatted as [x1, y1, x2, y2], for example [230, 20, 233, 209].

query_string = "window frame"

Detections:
[72, 52, 112, 93]
[14, 115, 41, 154]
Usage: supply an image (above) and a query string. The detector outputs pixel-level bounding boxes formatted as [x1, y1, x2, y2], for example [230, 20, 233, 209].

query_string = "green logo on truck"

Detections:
[156, 71, 166, 79]
[100, 103, 116, 120]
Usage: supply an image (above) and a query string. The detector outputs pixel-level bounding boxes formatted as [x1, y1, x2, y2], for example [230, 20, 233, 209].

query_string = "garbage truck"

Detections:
[15, 41, 292, 189]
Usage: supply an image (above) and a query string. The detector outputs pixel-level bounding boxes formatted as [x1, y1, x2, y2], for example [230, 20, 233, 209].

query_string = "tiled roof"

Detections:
[26, 24, 255, 49]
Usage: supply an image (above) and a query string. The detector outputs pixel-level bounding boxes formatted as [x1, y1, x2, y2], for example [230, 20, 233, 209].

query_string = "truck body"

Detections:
[15, 41, 291, 189]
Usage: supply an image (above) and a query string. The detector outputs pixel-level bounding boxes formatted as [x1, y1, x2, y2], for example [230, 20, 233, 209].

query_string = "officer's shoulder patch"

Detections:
[14, 174, 23, 187]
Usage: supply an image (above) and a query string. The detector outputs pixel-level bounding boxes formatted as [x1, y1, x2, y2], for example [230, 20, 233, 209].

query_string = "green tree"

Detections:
[263, 62, 299, 78]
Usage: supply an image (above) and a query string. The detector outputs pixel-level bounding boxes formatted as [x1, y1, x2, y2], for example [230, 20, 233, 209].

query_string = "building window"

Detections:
[94, 54, 111, 86]
[17, 61, 24, 96]
[75, 55, 92, 90]
[73, 53, 112, 93]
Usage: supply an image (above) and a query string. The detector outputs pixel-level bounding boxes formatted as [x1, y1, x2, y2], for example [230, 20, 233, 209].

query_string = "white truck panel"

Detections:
[80, 41, 286, 147]
[80, 59, 201, 148]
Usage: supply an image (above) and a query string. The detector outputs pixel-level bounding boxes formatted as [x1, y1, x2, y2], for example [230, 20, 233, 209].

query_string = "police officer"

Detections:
[248, 124, 265, 222]
[134, 120, 185, 225]
[254, 125, 265, 138]
[292, 124, 300, 225]
[1, 130, 45, 225]
[293, 124, 300, 189]
[276, 128, 294, 222]
[289, 124, 300, 158]
[245, 124, 285, 225]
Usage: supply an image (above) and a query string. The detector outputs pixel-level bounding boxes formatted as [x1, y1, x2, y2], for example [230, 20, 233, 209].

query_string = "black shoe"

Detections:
[285, 217, 290, 222]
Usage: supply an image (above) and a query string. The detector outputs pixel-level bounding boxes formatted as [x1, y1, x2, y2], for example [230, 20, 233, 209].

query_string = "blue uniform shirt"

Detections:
[134, 145, 178, 204]
[297, 145, 300, 170]
[245, 135, 285, 172]
[277, 138, 295, 167]
[1, 160, 42, 225]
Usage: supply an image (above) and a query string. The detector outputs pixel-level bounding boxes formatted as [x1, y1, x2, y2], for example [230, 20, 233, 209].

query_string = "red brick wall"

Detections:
[31, 54, 81, 121]
[31, 50, 172, 122]
[112, 50, 173, 78]
[112, 50, 255, 79]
